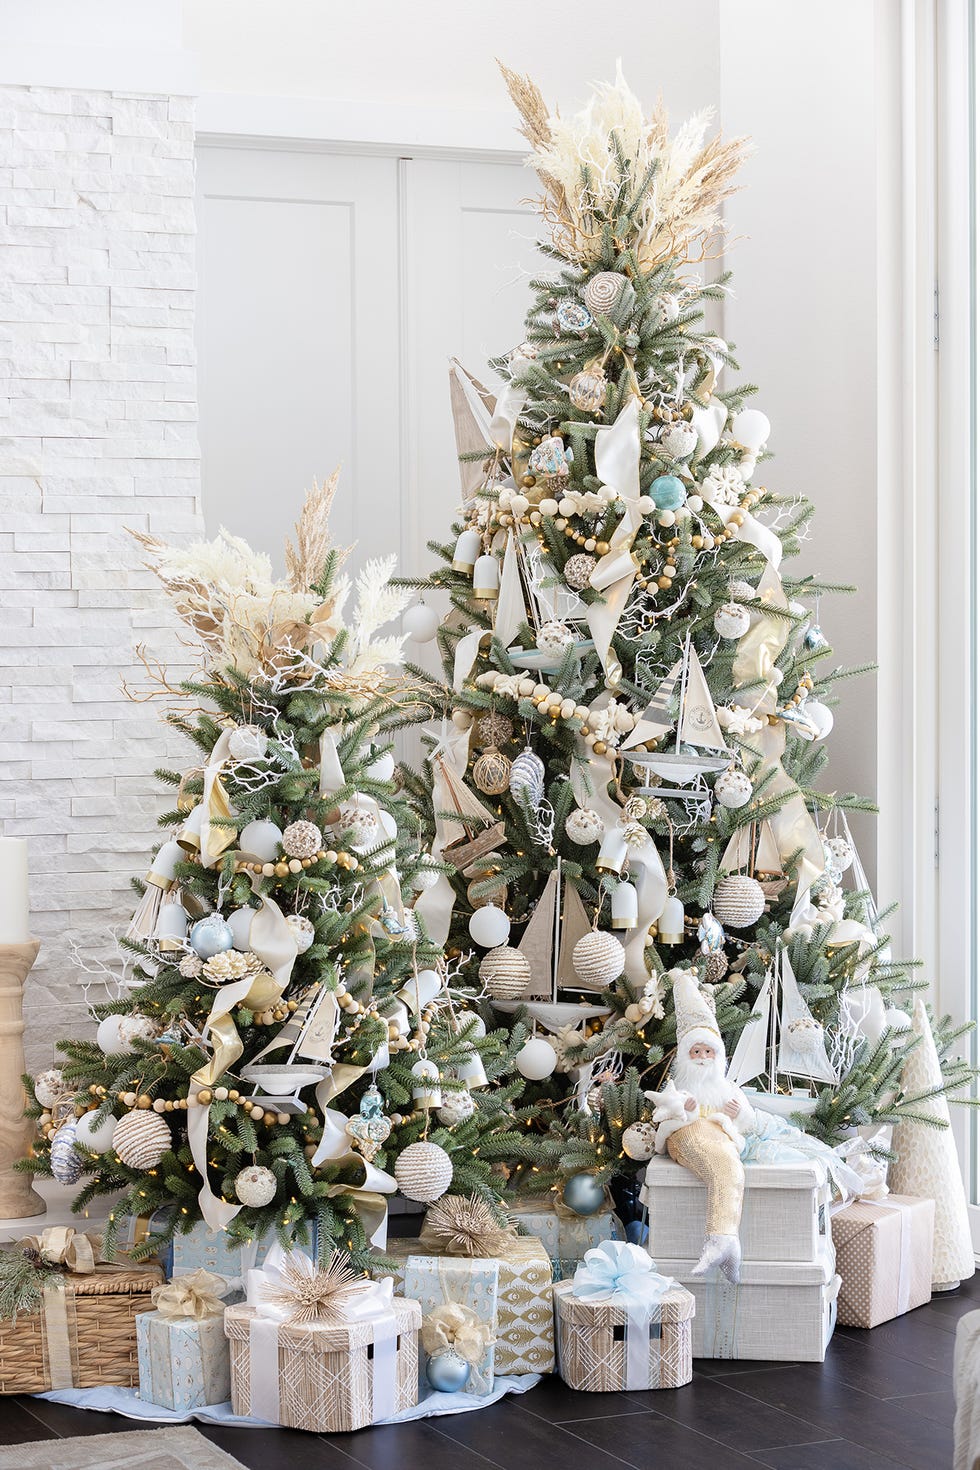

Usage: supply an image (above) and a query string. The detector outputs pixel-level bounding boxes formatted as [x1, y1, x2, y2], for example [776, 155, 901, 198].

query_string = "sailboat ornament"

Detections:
[239, 983, 340, 1112]
[727, 948, 834, 1117]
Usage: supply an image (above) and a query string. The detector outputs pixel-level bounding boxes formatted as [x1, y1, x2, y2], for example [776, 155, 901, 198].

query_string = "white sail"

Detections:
[727, 970, 772, 1086]
[620, 662, 682, 750]
[776, 948, 838, 1083]
[495, 531, 526, 648]
[556, 881, 596, 991]
[754, 819, 783, 876]
[679, 646, 728, 751]
[448, 359, 495, 497]
[517, 869, 559, 1001]
[432, 753, 498, 849]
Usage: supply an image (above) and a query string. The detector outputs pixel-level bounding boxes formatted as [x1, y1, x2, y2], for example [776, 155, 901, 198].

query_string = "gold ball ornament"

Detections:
[112, 1110, 172, 1170]
[478, 945, 532, 1001]
[393, 1140, 454, 1203]
[572, 931, 625, 988]
[472, 748, 512, 796]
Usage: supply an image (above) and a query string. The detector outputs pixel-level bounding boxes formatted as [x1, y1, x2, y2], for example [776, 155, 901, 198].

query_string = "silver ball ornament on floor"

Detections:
[189, 915, 234, 960]
[234, 1164, 278, 1207]
[426, 1349, 471, 1393]
[622, 1122, 658, 1162]
[572, 930, 625, 988]
[714, 769, 753, 810]
[49, 1119, 83, 1184]
[112, 1110, 172, 1170]
[562, 1172, 606, 1216]
[712, 874, 766, 928]
[393, 1140, 454, 1202]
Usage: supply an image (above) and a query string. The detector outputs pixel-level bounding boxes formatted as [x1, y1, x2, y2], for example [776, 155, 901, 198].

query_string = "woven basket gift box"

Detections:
[553, 1278, 695, 1391]
[0, 1260, 163, 1394]
[224, 1297, 421, 1433]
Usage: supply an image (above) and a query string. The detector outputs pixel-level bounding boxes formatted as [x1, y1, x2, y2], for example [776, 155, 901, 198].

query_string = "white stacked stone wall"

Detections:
[0, 84, 203, 1065]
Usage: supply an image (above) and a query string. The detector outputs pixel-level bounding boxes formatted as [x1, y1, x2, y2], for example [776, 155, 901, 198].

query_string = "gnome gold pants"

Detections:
[666, 1117, 745, 1237]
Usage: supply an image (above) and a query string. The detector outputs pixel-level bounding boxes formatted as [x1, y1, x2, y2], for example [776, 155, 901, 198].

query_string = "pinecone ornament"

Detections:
[203, 949, 261, 983]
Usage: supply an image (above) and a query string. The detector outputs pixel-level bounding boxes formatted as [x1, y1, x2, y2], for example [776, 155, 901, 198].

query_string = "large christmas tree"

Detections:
[24, 480, 526, 1265]
[401, 66, 973, 1205]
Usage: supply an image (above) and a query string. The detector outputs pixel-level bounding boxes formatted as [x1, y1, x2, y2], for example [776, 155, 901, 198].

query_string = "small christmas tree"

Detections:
[400, 65, 974, 1207]
[24, 478, 526, 1266]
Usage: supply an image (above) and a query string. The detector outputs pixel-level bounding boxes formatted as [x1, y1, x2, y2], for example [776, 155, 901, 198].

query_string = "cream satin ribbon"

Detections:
[421, 1301, 494, 1367]
[585, 398, 643, 686]
[414, 721, 471, 946]
[489, 371, 527, 453]
[731, 560, 790, 696]
[319, 727, 346, 798]
[701, 490, 783, 570]
[198, 728, 237, 869]
[21, 1227, 101, 1274]
[151, 1267, 226, 1320]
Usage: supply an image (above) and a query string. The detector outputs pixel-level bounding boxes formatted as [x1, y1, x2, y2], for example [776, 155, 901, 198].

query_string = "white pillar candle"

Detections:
[0, 838, 30, 944]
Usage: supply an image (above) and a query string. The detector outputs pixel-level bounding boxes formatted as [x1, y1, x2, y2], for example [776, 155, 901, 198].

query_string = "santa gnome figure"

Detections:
[646, 968, 757, 1284]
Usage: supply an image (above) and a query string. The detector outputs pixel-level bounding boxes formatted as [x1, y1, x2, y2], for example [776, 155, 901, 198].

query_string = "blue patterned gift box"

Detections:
[166, 1218, 320, 1287]
[508, 1193, 624, 1265]
[136, 1309, 231, 1411]
[399, 1254, 498, 1396]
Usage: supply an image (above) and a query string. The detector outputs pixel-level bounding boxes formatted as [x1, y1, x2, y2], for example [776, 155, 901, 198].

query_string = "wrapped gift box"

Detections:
[378, 1235, 554, 1376]
[225, 1295, 421, 1432]
[656, 1242, 840, 1361]
[167, 1218, 320, 1287]
[831, 1194, 935, 1328]
[136, 1308, 230, 1411]
[553, 1278, 694, 1391]
[643, 1157, 832, 1265]
[371, 1247, 498, 1393]
[507, 1193, 624, 1264]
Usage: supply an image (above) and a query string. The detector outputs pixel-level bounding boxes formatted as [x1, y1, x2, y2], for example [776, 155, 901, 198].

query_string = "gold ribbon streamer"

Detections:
[151, 1267, 226, 1320]
[20, 1228, 102, 1275]
[199, 729, 237, 868]
[421, 1302, 494, 1367]
[41, 1279, 75, 1390]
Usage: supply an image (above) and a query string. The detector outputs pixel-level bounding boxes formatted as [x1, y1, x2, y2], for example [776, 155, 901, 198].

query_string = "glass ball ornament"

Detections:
[825, 835, 854, 872]
[805, 700, 834, 739]
[565, 807, 604, 845]
[239, 820, 283, 862]
[468, 904, 511, 949]
[472, 748, 512, 796]
[286, 913, 315, 954]
[403, 602, 440, 643]
[189, 914, 235, 960]
[697, 911, 725, 952]
[228, 724, 268, 762]
[562, 1171, 606, 1216]
[714, 601, 752, 640]
[49, 1119, 83, 1184]
[622, 1122, 658, 1162]
[563, 552, 597, 591]
[714, 768, 753, 810]
[33, 1068, 64, 1109]
[536, 621, 575, 660]
[234, 1164, 277, 1207]
[426, 1349, 471, 1393]
[569, 366, 608, 413]
[649, 474, 687, 512]
[437, 1090, 477, 1126]
[74, 1108, 118, 1154]
[515, 1036, 558, 1080]
[393, 1140, 454, 1202]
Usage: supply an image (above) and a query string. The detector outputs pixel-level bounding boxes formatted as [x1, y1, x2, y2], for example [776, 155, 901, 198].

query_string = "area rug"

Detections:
[0, 1426, 247, 1470]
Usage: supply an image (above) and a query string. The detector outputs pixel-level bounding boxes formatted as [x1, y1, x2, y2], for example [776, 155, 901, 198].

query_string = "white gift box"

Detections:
[643, 1157, 832, 1265]
[655, 1242, 840, 1362]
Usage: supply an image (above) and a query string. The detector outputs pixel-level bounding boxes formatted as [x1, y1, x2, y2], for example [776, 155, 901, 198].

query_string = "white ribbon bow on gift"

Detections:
[245, 1245, 400, 1425]
[571, 1240, 679, 1390]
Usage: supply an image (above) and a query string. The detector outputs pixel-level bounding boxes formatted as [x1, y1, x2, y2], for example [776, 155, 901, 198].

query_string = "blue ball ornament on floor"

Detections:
[650, 474, 687, 511]
[189, 914, 234, 960]
[562, 1171, 606, 1216]
[425, 1350, 471, 1393]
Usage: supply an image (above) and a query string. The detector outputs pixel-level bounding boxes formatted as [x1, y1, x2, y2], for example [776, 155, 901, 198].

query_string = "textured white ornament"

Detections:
[515, 1036, 558, 1080]
[34, 1069, 64, 1109]
[787, 1017, 825, 1056]
[228, 725, 268, 762]
[394, 1141, 454, 1203]
[730, 579, 756, 602]
[234, 1164, 277, 1207]
[621, 1122, 658, 1162]
[583, 271, 629, 316]
[437, 1091, 477, 1126]
[572, 931, 625, 987]
[660, 423, 698, 461]
[335, 804, 379, 849]
[477, 711, 514, 749]
[714, 601, 752, 640]
[178, 954, 204, 979]
[564, 553, 597, 591]
[286, 914, 315, 953]
[112, 1111, 172, 1170]
[565, 808, 605, 845]
[712, 875, 766, 928]
[509, 748, 545, 806]
[118, 1014, 159, 1047]
[536, 621, 575, 659]
[49, 1119, 83, 1184]
[714, 769, 753, 810]
[478, 946, 531, 1001]
[412, 856, 441, 892]
[825, 835, 854, 872]
[281, 820, 323, 859]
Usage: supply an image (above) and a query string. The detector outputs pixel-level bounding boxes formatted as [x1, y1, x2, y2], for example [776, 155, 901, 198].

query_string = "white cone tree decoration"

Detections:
[889, 998, 974, 1290]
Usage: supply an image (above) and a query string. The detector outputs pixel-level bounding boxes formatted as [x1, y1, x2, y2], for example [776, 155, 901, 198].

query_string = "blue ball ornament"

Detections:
[626, 1219, 650, 1247]
[650, 474, 687, 512]
[189, 915, 234, 960]
[562, 1171, 606, 1216]
[425, 1350, 471, 1393]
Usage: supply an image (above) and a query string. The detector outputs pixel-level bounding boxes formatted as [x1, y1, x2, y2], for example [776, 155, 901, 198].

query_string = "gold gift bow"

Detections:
[151, 1267, 226, 1320]
[418, 1196, 522, 1261]
[19, 1227, 103, 1275]
[421, 1301, 494, 1367]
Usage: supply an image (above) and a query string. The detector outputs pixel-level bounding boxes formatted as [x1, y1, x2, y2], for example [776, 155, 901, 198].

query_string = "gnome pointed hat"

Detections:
[672, 967, 725, 1059]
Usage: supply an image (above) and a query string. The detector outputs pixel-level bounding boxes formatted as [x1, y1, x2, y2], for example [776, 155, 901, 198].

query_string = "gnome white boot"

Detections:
[692, 1233, 742, 1285]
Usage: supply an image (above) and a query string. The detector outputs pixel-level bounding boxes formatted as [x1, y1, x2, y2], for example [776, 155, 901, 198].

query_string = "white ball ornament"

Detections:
[118, 1014, 158, 1048]
[75, 1109, 118, 1154]
[286, 914, 315, 953]
[363, 749, 396, 782]
[228, 725, 268, 762]
[825, 835, 854, 872]
[515, 1036, 558, 1080]
[565, 807, 605, 846]
[112, 1111, 172, 1170]
[235, 1164, 278, 1207]
[189, 915, 234, 960]
[713, 875, 766, 928]
[33, 1069, 64, 1109]
[437, 1091, 477, 1126]
[536, 621, 575, 660]
[714, 769, 753, 810]
[478, 946, 530, 1000]
[227, 906, 256, 951]
[403, 602, 440, 643]
[335, 804, 379, 850]
[731, 408, 771, 453]
[412, 855, 441, 892]
[805, 701, 835, 739]
[787, 1017, 825, 1057]
[714, 601, 752, 640]
[660, 423, 698, 461]
[96, 1015, 129, 1056]
[468, 904, 511, 949]
[49, 1120, 83, 1184]
[572, 931, 625, 988]
[394, 1141, 454, 1203]
[238, 820, 283, 863]
[622, 1122, 658, 1162]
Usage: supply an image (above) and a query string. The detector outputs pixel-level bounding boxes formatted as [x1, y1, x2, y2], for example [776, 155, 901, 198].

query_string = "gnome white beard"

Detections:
[672, 1047, 738, 1116]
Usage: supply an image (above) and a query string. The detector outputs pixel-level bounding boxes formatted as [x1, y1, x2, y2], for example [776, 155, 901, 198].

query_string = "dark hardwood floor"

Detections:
[1, 1271, 974, 1470]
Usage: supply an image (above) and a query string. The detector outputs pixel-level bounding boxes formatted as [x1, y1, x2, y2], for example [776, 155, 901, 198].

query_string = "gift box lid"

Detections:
[223, 1296, 421, 1354]
[553, 1278, 695, 1325]
[54, 1263, 164, 1298]
[830, 1193, 935, 1247]
[644, 1157, 828, 1191]
[655, 1240, 837, 1288]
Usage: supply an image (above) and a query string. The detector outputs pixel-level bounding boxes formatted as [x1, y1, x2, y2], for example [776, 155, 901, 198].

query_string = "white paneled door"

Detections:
[196, 146, 539, 586]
